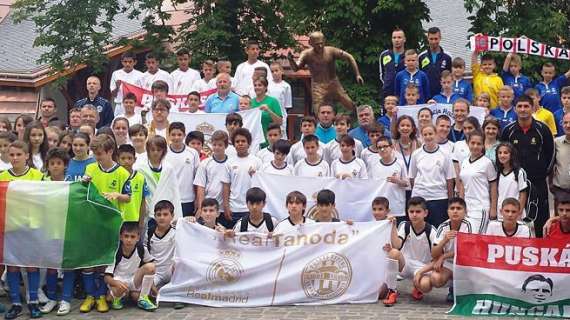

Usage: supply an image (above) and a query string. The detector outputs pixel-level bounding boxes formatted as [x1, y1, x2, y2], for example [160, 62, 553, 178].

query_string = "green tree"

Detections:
[465, 0, 570, 81]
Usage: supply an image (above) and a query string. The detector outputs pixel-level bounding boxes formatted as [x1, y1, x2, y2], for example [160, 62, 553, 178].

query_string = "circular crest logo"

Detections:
[206, 250, 243, 284]
[301, 252, 352, 300]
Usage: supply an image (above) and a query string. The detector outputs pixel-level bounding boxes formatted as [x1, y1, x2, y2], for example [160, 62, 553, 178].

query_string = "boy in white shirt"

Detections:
[234, 40, 273, 96]
[324, 114, 364, 164]
[216, 60, 235, 88]
[368, 137, 408, 216]
[170, 49, 201, 95]
[382, 197, 435, 306]
[360, 123, 383, 171]
[256, 123, 282, 163]
[293, 135, 329, 177]
[261, 139, 293, 176]
[288, 116, 322, 164]
[435, 115, 454, 155]
[221, 128, 263, 228]
[104, 222, 156, 311]
[268, 62, 292, 136]
[274, 191, 315, 233]
[129, 124, 148, 167]
[486, 198, 531, 237]
[186, 91, 206, 114]
[232, 187, 278, 233]
[110, 52, 143, 117]
[115, 93, 143, 126]
[194, 131, 230, 215]
[146, 200, 176, 289]
[330, 135, 368, 179]
[191, 60, 217, 93]
[138, 53, 173, 91]
[165, 122, 200, 216]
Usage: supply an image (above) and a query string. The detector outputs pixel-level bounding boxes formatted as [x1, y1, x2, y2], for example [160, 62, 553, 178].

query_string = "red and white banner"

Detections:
[470, 35, 570, 60]
[450, 233, 570, 318]
[121, 82, 216, 112]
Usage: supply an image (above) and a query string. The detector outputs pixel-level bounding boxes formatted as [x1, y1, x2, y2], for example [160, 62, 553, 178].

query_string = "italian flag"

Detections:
[0, 181, 123, 269]
[450, 233, 570, 318]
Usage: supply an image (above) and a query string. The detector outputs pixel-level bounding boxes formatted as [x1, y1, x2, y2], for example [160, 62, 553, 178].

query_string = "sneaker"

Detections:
[4, 305, 23, 319]
[137, 295, 157, 311]
[0, 286, 7, 297]
[411, 287, 424, 301]
[56, 301, 71, 316]
[111, 297, 123, 310]
[0, 303, 5, 314]
[37, 289, 49, 305]
[39, 299, 58, 314]
[95, 296, 109, 313]
[173, 302, 185, 309]
[79, 296, 95, 313]
[28, 303, 42, 319]
[446, 287, 454, 303]
[382, 289, 398, 307]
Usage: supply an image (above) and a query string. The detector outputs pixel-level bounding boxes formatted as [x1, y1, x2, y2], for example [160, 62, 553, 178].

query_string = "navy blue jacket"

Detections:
[379, 49, 406, 98]
[74, 96, 114, 128]
[419, 48, 452, 98]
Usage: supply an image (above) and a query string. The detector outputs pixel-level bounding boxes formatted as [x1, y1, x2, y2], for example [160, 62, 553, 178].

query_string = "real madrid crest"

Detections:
[301, 252, 352, 300]
[206, 249, 243, 285]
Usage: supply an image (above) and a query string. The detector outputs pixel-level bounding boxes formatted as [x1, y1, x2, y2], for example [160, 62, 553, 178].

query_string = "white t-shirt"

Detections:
[115, 113, 143, 126]
[110, 68, 144, 115]
[369, 158, 408, 216]
[0, 159, 11, 171]
[233, 60, 273, 96]
[268, 80, 292, 109]
[147, 227, 176, 276]
[221, 155, 263, 212]
[137, 69, 173, 91]
[193, 156, 229, 208]
[434, 218, 474, 264]
[460, 155, 497, 212]
[438, 140, 455, 155]
[134, 151, 148, 168]
[360, 147, 380, 173]
[261, 161, 294, 176]
[105, 245, 154, 280]
[256, 147, 274, 164]
[233, 214, 278, 233]
[409, 146, 455, 200]
[191, 78, 216, 93]
[397, 222, 436, 265]
[288, 141, 324, 165]
[274, 216, 315, 233]
[452, 140, 470, 165]
[323, 139, 363, 164]
[330, 157, 368, 179]
[485, 221, 531, 238]
[294, 158, 330, 177]
[165, 146, 200, 203]
[32, 153, 43, 171]
[170, 68, 201, 95]
[497, 169, 528, 219]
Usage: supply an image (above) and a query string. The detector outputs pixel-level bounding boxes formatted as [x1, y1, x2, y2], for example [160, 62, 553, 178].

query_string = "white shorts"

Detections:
[154, 271, 171, 289]
[467, 208, 489, 234]
[109, 276, 139, 297]
[399, 259, 428, 279]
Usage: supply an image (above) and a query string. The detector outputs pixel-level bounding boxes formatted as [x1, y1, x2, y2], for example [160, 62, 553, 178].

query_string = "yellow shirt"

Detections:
[472, 63, 504, 109]
[0, 167, 44, 182]
[533, 107, 557, 135]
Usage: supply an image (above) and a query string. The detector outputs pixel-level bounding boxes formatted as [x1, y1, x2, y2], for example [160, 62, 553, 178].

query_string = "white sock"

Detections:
[139, 275, 154, 298]
[385, 258, 399, 290]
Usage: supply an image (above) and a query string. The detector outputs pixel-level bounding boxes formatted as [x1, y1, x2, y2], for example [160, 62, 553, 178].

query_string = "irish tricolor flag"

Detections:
[450, 233, 570, 318]
[0, 181, 123, 269]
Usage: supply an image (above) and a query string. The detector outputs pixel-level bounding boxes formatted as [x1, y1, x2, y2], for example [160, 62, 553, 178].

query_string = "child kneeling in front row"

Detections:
[104, 222, 157, 311]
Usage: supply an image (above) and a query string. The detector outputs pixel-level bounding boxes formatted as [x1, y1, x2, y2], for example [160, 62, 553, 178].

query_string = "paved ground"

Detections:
[0, 280, 520, 320]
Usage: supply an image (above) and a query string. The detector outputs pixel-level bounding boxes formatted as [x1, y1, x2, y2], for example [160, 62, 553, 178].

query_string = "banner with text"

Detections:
[450, 233, 570, 318]
[252, 173, 404, 220]
[397, 103, 486, 126]
[470, 35, 570, 60]
[158, 220, 390, 307]
[122, 82, 216, 112]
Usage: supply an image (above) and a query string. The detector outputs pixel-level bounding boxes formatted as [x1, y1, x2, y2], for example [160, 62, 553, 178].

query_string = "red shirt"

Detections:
[546, 221, 570, 240]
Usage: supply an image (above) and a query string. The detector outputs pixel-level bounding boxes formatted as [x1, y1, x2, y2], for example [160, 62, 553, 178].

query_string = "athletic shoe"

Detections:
[28, 303, 42, 319]
[111, 298, 123, 310]
[137, 295, 157, 311]
[37, 289, 49, 305]
[56, 301, 71, 316]
[39, 299, 58, 314]
[4, 305, 23, 319]
[411, 287, 424, 301]
[95, 296, 109, 313]
[173, 302, 185, 309]
[382, 289, 398, 306]
[79, 296, 95, 313]
[0, 303, 5, 313]
[446, 287, 454, 303]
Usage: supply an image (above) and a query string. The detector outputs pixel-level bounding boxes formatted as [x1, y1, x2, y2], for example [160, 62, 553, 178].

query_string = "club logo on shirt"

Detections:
[352, 170, 358, 177]
[318, 172, 323, 177]
[531, 137, 537, 145]
[196, 122, 215, 156]
[110, 180, 117, 190]
[421, 57, 430, 68]
[206, 249, 243, 284]
[382, 55, 392, 66]
[302, 252, 352, 300]
[513, 139, 519, 145]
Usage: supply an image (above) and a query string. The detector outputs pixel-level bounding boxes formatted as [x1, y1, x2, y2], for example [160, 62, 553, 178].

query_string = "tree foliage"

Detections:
[464, 0, 570, 81]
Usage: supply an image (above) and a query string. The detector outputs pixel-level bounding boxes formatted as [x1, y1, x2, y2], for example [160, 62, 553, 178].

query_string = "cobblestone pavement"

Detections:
[0, 280, 525, 320]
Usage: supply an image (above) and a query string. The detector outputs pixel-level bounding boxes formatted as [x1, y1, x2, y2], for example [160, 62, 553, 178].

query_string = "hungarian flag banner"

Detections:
[122, 82, 216, 112]
[470, 35, 570, 60]
[0, 181, 123, 269]
[450, 233, 570, 318]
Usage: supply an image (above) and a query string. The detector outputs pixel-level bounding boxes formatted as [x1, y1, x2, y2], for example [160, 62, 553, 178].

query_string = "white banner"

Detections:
[169, 108, 264, 148]
[251, 173, 404, 220]
[158, 220, 390, 307]
[470, 35, 570, 60]
[397, 103, 486, 126]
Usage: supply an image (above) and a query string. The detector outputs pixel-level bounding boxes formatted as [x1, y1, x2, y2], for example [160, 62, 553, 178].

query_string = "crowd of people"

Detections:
[0, 27, 568, 319]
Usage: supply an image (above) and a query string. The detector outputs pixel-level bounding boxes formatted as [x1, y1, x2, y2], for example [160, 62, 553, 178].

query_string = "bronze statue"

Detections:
[288, 31, 364, 114]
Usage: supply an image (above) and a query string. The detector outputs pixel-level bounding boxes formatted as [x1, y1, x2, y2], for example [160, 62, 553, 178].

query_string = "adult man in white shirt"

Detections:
[138, 53, 173, 91]
[233, 40, 273, 96]
[170, 49, 201, 95]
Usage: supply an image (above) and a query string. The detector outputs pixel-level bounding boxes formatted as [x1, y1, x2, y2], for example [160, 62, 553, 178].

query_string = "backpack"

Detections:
[240, 213, 274, 232]
[400, 221, 433, 251]
[114, 242, 145, 269]
[146, 223, 157, 252]
[500, 168, 536, 223]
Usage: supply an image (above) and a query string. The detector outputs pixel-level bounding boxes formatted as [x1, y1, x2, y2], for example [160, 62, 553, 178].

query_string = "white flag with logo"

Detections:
[158, 220, 390, 307]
